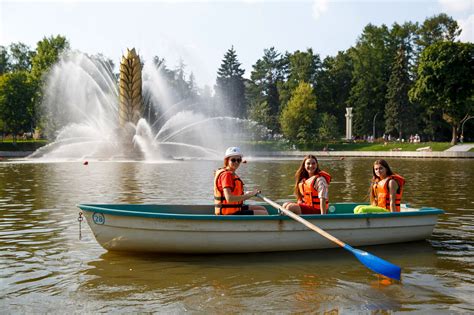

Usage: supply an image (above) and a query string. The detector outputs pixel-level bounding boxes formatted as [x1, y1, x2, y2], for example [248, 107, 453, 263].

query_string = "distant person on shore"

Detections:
[370, 159, 405, 212]
[213, 147, 268, 215]
[282, 155, 331, 215]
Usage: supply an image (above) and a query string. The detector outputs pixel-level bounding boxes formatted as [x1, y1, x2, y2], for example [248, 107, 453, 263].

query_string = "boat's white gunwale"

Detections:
[77, 204, 444, 221]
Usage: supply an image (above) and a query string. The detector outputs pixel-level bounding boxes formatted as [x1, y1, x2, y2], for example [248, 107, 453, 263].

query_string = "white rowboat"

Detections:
[77, 203, 444, 254]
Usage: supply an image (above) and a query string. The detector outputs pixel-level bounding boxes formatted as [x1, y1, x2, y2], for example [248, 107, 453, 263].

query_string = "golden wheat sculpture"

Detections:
[119, 48, 143, 127]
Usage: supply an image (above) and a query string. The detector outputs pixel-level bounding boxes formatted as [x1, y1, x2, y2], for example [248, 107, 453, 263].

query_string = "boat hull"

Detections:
[78, 204, 444, 253]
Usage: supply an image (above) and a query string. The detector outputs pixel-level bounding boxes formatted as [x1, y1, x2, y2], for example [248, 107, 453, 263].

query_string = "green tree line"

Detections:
[215, 13, 472, 145]
[0, 36, 69, 140]
[1, 13, 472, 145]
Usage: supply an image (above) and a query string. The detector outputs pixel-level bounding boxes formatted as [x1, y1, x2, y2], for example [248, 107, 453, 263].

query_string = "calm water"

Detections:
[0, 157, 473, 313]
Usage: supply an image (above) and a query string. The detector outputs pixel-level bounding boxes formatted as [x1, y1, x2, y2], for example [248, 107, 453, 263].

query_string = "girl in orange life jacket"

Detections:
[213, 147, 268, 215]
[369, 159, 405, 212]
[282, 155, 331, 215]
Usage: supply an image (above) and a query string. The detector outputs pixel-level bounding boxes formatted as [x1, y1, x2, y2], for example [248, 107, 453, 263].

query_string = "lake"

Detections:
[1, 157, 473, 313]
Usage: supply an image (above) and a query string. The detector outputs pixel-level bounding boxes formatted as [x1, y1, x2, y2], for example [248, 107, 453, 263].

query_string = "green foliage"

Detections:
[280, 82, 317, 143]
[215, 46, 246, 118]
[0, 140, 47, 151]
[247, 47, 285, 133]
[9, 42, 35, 72]
[0, 46, 10, 75]
[385, 46, 414, 138]
[0, 71, 36, 137]
[278, 49, 320, 109]
[30, 35, 69, 82]
[314, 51, 353, 132]
[410, 41, 474, 144]
[28, 35, 70, 133]
[347, 24, 393, 137]
[417, 13, 461, 50]
[318, 113, 339, 141]
[248, 100, 272, 131]
[0, 14, 468, 146]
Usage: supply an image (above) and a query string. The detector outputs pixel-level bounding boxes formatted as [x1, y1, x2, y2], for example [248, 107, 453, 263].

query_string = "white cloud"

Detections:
[312, 0, 329, 20]
[439, 0, 472, 13]
[458, 14, 474, 42]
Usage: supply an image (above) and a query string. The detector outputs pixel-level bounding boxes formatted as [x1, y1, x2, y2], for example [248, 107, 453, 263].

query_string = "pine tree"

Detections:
[215, 46, 246, 118]
[385, 46, 413, 139]
[347, 24, 392, 137]
[247, 47, 285, 133]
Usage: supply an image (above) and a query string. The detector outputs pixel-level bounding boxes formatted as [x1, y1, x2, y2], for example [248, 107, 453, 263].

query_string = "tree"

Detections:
[409, 41, 474, 145]
[279, 49, 321, 109]
[0, 46, 10, 75]
[314, 50, 353, 136]
[413, 14, 461, 140]
[9, 42, 35, 72]
[0, 72, 36, 139]
[30, 35, 70, 82]
[389, 22, 419, 77]
[174, 58, 191, 100]
[248, 100, 272, 133]
[30, 35, 70, 132]
[384, 46, 414, 139]
[215, 46, 246, 118]
[247, 47, 285, 133]
[280, 82, 317, 143]
[318, 113, 339, 141]
[417, 13, 461, 51]
[347, 24, 393, 137]
[188, 72, 198, 98]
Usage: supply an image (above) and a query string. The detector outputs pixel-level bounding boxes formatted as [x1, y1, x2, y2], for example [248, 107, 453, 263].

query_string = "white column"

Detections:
[345, 107, 353, 140]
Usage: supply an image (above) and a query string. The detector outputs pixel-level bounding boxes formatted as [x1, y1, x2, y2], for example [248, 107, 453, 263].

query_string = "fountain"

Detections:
[29, 49, 267, 161]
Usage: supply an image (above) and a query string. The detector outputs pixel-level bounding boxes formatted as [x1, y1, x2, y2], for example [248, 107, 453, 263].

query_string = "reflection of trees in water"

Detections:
[78, 244, 442, 312]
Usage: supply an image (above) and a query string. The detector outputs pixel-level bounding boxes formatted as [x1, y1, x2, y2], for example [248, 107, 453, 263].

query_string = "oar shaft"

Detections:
[260, 195, 345, 247]
[259, 194, 402, 281]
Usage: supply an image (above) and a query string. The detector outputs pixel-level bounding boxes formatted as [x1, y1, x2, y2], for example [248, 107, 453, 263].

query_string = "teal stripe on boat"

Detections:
[77, 204, 444, 221]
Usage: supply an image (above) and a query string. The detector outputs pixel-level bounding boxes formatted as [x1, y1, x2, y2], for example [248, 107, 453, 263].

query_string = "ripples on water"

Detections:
[0, 158, 473, 313]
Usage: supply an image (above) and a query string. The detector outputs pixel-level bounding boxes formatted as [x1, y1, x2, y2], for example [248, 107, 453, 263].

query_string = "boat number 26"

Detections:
[92, 213, 105, 225]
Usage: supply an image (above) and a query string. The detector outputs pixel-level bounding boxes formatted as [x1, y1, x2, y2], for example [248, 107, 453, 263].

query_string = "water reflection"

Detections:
[79, 242, 443, 313]
[0, 158, 473, 312]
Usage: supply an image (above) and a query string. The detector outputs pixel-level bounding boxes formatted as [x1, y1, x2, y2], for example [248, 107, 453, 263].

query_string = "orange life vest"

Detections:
[298, 171, 331, 210]
[372, 174, 405, 212]
[213, 168, 244, 215]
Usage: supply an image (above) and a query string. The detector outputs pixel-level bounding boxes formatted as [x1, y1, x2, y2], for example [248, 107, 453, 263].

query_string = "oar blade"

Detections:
[344, 245, 401, 281]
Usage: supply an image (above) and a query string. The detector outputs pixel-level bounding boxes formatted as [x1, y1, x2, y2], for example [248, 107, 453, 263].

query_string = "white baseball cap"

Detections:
[224, 147, 243, 158]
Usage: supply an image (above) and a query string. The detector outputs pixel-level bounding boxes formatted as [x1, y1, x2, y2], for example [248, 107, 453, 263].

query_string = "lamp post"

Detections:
[461, 115, 473, 143]
[373, 112, 380, 140]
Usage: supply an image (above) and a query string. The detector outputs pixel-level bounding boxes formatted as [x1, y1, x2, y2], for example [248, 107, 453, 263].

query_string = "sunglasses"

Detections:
[230, 158, 242, 163]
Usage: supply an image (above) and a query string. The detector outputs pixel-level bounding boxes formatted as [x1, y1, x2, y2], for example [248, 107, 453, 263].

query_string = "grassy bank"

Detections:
[0, 140, 48, 151]
[0, 139, 456, 152]
[245, 141, 453, 152]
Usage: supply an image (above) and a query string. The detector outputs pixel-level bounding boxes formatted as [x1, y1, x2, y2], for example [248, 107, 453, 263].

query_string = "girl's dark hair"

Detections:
[369, 159, 394, 204]
[294, 155, 320, 200]
[372, 159, 394, 179]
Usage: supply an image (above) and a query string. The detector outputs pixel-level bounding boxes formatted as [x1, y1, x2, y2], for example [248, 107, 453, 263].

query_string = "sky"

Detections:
[0, 0, 472, 88]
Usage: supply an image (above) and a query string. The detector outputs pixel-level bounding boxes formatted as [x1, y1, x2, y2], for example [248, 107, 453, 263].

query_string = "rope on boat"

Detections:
[78, 211, 84, 240]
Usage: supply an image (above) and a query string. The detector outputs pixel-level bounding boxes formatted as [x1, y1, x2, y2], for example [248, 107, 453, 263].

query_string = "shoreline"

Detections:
[1, 150, 473, 159]
[0, 151, 34, 158]
[254, 150, 474, 159]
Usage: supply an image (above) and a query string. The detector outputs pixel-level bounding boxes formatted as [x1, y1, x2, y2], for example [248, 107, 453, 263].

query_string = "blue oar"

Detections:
[258, 194, 401, 281]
